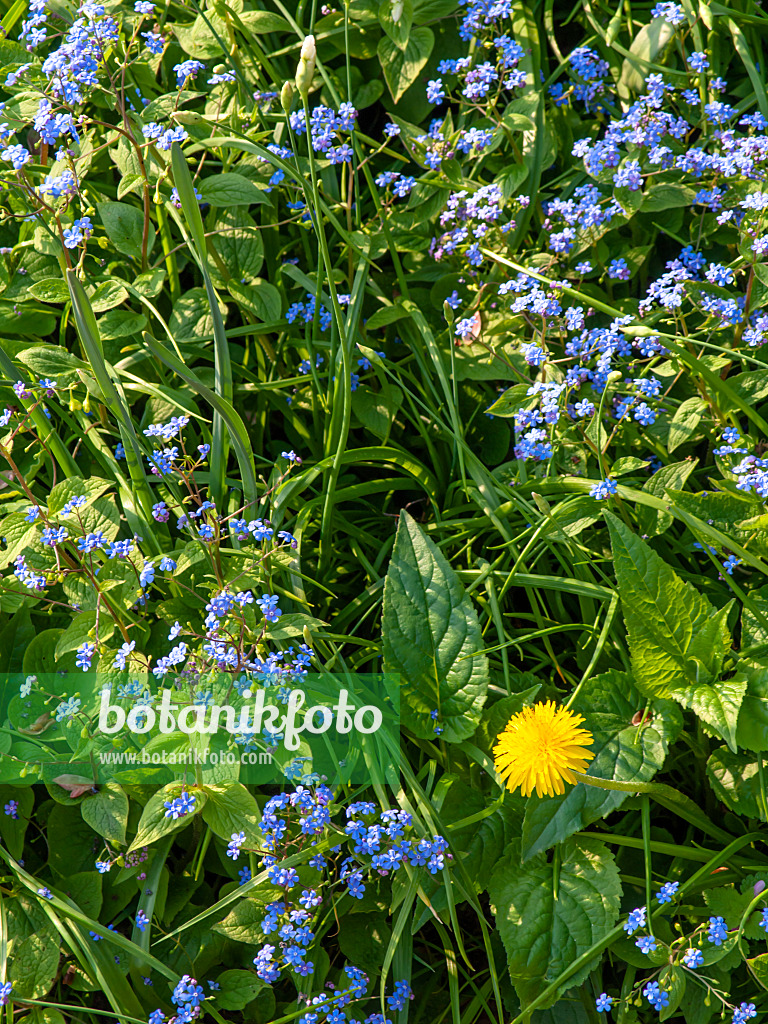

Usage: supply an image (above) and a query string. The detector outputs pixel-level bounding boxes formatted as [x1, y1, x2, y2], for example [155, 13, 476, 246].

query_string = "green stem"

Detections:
[641, 796, 653, 937]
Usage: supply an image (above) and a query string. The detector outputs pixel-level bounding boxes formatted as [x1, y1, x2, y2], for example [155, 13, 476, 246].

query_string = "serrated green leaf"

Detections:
[488, 837, 621, 1008]
[606, 514, 739, 747]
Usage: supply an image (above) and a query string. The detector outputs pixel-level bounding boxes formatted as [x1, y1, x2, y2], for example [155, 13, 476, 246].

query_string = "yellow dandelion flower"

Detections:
[493, 700, 594, 799]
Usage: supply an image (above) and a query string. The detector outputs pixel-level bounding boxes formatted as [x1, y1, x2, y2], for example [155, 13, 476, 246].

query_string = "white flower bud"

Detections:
[280, 80, 294, 115]
[295, 34, 316, 97]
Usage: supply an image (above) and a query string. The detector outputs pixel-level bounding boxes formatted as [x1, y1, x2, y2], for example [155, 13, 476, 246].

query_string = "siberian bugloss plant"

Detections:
[3, 0, 768, 1019]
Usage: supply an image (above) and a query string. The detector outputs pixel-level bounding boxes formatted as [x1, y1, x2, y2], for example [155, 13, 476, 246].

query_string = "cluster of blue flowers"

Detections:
[599, 880, 761, 1019]
[149, 975, 206, 1024]
[252, 786, 449, 985]
[289, 103, 357, 164]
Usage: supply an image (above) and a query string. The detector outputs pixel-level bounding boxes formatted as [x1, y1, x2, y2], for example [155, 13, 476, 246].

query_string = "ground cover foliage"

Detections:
[2, 0, 768, 1020]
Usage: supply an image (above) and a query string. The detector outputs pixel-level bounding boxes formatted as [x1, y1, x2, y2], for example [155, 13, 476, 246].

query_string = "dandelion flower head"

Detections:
[493, 700, 594, 798]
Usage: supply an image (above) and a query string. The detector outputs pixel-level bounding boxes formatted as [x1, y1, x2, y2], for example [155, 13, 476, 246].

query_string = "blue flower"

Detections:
[56, 696, 82, 720]
[608, 257, 631, 280]
[113, 641, 136, 671]
[707, 915, 728, 945]
[636, 934, 658, 954]
[682, 947, 703, 968]
[590, 478, 618, 500]
[656, 880, 679, 904]
[722, 554, 741, 575]
[595, 993, 613, 1013]
[172, 59, 205, 88]
[642, 981, 669, 1011]
[733, 1004, 757, 1024]
[623, 906, 646, 935]
[426, 78, 446, 104]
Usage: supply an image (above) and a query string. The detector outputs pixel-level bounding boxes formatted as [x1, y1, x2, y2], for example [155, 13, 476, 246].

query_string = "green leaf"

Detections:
[117, 172, 144, 199]
[521, 672, 681, 859]
[352, 383, 403, 442]
[216, 970, 269, 1011]
[382, 510, 489, 741]
[88, 279, 129, 312]
[96, 201, 155, 260]
[637, 459, 697, 537]
[0, 785, 34, 858]
[213, 207, 263, 281]
[200, 782, 261, 844]
[619, 17, 677, 97]
[174, 10, 227, 57]
[378, 27, 434, 103]
[611, 456, 649, 475]
[55, 611, 113, 659]
[47, 476, 113, 517]
[707, 746, 766, 819]
[702, 884, 764, 938]
[97, 309, 148, 339]
[81, 782, 129, 844]
[724, 368, 768, 406]
[129, 785, 206, 851]
[667, 397, 706, 453]
[65, 870, 104, 918]
[23, 629, 65, 675]
[485, 383, 531, 418]
[7, 899, 60, 998]
[27, 278, 70, 304]
[606, 514, 740, 748]
[365, 303, 410, 330]
[748, 953, 768, 987]
[378, 0, 413, 50]
[488, 837, 621, 1008]
[169, 287, 226, 341]
[226, 279, 282, 322]
[212, 897, 272, 944]
[338, 912, 391, 977]
[16, 344, 88, 386]
[658, 965, 686, 1022]
[237, 9, 291, 32]
[474, 686, 540, 756]
[642, 184, 697, 212]
[197, 173, 270, 207]
[735, 660, 768, 752]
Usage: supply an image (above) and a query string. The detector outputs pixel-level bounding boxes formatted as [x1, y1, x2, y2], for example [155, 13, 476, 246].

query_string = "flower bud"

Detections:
[295, 34, 316, 97]
[171, 110, 208, 126]
[281, 81, 294, 115]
